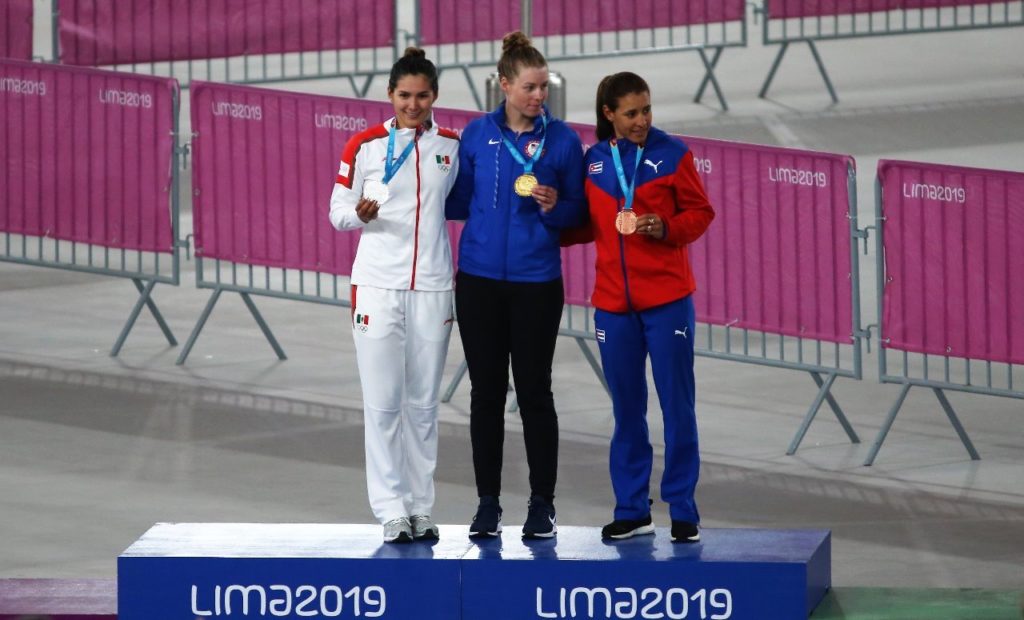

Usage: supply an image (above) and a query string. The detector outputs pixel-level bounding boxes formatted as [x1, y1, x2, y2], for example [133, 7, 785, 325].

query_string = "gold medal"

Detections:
[514, 173, 538, 197]
[615, 210, 637, 235]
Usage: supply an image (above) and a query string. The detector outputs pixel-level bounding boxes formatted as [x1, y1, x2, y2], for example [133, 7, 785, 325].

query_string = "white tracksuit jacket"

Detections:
[329, 118, 460, 524]
[330, 118, 460, 290]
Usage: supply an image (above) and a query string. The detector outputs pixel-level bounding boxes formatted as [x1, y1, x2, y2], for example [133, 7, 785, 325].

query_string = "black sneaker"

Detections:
[469, 496, 502, 538]
[671, 520, 700, 543]
[522, 495, 557, 539]
[601, 514, 655, 540]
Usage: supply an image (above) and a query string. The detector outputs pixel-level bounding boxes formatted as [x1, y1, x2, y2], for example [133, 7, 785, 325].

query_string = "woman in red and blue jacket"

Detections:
[564, 72, 714, 543]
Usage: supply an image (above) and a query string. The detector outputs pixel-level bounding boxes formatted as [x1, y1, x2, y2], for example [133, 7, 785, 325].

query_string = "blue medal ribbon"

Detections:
[610, 139, 644, 213]
[381, 122, 418, 185]
[500, 114, 548, 176]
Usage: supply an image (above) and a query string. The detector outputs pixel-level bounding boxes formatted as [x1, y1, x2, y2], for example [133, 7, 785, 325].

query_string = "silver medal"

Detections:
[362, 179, 390, 204]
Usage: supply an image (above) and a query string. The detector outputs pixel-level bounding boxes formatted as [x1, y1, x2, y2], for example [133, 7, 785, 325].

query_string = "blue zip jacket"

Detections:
[445, 104, 585, 282]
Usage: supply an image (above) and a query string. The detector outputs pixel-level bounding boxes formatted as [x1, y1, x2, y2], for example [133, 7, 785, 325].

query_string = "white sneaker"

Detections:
[410, 515, 439, 540]
[383, 517, 413, 543]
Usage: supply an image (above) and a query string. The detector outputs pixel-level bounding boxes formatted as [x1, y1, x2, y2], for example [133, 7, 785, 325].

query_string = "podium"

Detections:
[119, 523, 830, 619]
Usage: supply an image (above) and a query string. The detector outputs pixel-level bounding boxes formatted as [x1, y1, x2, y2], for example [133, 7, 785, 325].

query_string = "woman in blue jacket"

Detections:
[446, 31, 585, 540]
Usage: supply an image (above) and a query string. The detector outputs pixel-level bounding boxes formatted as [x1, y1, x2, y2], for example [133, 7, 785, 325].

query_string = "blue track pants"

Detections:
[595, 295, 700, 523]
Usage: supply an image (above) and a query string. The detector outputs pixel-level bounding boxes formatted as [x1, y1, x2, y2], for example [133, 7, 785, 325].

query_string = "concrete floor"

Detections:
[1, 0, 1023, 596]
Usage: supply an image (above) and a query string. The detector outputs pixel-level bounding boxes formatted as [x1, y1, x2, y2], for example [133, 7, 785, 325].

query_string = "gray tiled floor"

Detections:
[2, 5, 1023, 591]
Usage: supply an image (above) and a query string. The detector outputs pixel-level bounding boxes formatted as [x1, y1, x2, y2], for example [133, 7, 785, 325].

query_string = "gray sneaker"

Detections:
[382, 517, 413, 543]
[410, 515, 440, 540]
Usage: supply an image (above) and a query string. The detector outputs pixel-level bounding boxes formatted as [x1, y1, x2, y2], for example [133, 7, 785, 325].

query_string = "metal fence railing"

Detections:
[51, 0, 400, 95]
[865, 159, 1024, 465]
[757, 0, 1024, 102]
[177, 81, 482, 365]
[414, 0, 748, 111]
[675, 137, 866, 453]
[442, 127, 868, 453]
[1, 59, 184, 355]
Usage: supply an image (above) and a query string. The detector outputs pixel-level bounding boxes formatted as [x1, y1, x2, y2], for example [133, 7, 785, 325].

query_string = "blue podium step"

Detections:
[118, 523, 830, 620]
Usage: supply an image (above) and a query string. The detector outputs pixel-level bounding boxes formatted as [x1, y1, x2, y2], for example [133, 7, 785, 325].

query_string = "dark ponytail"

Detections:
[595, 72, 650, 141]
[388, 47, 439, 94]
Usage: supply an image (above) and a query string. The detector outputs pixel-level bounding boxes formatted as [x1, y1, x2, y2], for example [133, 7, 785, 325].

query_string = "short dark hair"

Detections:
[388, 47, 439, 94]
[595, 72, 650, 141]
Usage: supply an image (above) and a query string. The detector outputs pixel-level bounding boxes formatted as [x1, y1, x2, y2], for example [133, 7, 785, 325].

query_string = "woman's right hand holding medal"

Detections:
[531, 184, 558, 213]
[356, 197, 381, 223]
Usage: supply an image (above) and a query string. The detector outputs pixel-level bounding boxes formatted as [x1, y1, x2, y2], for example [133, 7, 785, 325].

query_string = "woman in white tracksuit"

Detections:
[329, 48, 460, 543]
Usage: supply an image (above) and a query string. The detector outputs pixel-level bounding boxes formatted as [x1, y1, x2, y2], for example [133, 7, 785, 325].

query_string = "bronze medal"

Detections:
[615, 210, 637, 235]
[514, 173, 538, 197]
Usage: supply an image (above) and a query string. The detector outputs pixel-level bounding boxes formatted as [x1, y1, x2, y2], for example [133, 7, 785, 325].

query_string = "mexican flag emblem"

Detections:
[435, 154, 452, 174]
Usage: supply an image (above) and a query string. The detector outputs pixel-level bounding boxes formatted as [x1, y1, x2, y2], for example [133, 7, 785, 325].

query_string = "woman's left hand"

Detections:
[637, 214, 665, 239]
[532, 184, 558, 213]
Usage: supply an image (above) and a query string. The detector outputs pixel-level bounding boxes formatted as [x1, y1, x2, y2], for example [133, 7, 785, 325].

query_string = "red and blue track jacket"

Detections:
[566, 127, 714, 313]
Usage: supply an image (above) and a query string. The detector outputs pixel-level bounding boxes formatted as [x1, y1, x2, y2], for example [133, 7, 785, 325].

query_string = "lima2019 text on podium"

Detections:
[118, 523, 830, 619]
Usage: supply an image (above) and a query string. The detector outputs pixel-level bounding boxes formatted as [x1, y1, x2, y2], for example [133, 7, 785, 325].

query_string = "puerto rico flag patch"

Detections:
[596, 328, 606, 343]
[588, 161, 603, 175]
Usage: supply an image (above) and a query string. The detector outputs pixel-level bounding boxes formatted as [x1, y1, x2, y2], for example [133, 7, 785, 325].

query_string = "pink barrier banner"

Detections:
[419, 0, 744, 45]
[417, 0, 521, 46]
[556, 129, 855, 340]
[1, 0, 32, 60]
[685, 137, 854, 343]
[768, 0, 1007, 19]
[59, 0, 394, 66]
[560, 122, 598, 307]
[533, 0, 746, 36]
[1, 59, 177, 252]
[879, 160, 1024, 365]
[190, 81, 482, 275]
[562, 242, 598, 307]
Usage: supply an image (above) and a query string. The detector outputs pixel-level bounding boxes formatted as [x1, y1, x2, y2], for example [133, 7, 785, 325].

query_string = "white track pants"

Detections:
[351, 285, 454, 524]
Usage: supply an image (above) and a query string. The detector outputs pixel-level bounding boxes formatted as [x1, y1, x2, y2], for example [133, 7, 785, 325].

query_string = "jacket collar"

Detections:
[602, 126, 666, 153]
[487, 102, 551, 135]
[384, 115, 436, 137]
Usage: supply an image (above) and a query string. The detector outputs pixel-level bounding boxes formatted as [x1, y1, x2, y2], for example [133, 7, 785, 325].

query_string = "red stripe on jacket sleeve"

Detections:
[337, 125, 388, 188]
[437, 127, 461, 141]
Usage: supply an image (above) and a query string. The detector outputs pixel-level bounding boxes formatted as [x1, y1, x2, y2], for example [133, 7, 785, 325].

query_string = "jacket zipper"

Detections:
[410, 133, 422, 290]
[618, 196, 635, 313]
[616, 145, 636, 312]
[500, 122, 517, 281]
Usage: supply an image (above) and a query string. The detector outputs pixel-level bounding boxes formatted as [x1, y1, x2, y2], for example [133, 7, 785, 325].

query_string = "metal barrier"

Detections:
[52, 0, 399, 95]
[0, 59, 184, 355]
[415, 0, 748, 111]
[685, 136, 865, 453]
[178, 81, 480, 364]
[866, 159, 1024, 465]
[181, 86, 611, 414]
[758, 0, 1024, 102]
[442, 131, 867, 452]
[181, 81, 866, 454]
[1, 0, 33, 60]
